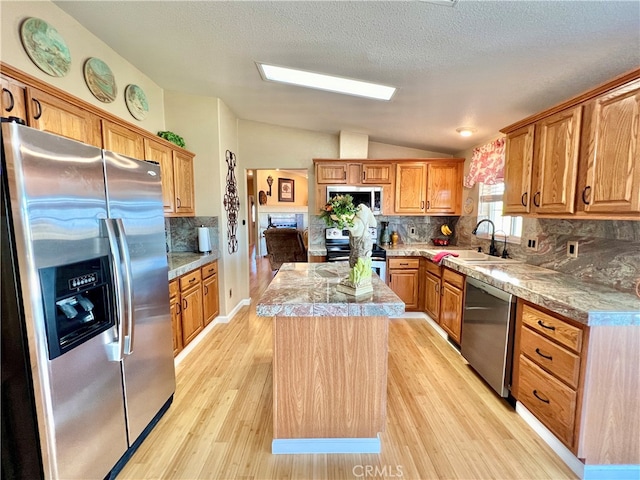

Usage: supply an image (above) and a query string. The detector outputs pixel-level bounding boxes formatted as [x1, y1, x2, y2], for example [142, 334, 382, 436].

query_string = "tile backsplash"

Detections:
[456, 216, 640, 294]
[165, 216, 219, 253]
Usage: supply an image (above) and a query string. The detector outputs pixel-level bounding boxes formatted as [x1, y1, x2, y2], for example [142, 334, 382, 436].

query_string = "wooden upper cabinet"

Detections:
[144, 138, 175, 214]
[504, 125, 535, 214]
[1, 74, 27, 122]
[534, 106, 582, 214]
[394, 163, 427, 214]
[25, 87, 101, 147]
[173, 151, 195, 215]
[425, 161, 462, 214]
[581, 80, 640, 214]
[102, 120, 144, 159]
[317, 163, 347, 184]
[362, 163, 391, 184]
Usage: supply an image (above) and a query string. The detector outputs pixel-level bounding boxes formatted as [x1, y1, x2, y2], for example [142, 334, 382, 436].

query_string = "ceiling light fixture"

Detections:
[456, 127, 477, 137]
[257, 63, 396, 101]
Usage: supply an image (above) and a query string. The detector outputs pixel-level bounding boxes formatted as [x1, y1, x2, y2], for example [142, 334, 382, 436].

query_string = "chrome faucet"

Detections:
[472, 219, 499, 256]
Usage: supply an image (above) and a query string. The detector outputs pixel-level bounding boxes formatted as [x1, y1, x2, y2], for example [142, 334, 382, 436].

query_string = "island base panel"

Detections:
[273, 315, 388, 440]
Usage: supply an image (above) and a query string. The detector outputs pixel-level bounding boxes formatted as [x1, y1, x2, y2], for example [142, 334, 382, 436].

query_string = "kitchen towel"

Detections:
[197, 226, 212, 253]
[432, 251, 459, 265]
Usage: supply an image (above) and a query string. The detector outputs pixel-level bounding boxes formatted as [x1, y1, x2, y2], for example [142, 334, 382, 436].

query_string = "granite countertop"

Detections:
[384, 244, 640, 327]
[167, 251, 219, 280]
[256, 262, 405, 318]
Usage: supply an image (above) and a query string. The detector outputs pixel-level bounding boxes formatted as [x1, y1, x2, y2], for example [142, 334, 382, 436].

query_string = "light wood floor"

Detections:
[118, 252, 577, 479]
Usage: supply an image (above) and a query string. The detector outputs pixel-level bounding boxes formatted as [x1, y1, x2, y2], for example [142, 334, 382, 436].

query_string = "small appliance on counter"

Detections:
[197, 225, 212, 253]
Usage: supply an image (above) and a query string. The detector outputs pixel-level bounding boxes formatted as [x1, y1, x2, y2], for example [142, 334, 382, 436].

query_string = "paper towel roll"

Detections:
[197, 226, 212, 253]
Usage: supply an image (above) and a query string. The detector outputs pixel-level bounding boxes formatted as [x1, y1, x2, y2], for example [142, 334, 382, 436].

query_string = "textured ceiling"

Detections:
[55, 1, 640, 154]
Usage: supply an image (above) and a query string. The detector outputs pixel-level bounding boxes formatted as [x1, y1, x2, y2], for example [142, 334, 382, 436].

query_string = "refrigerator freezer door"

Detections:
[1, 123, 128, 479]
[103, 151, 176, 444]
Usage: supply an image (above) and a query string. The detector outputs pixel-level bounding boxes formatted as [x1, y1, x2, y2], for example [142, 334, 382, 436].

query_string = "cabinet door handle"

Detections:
[189, 277, 196, 283]
[32, 98, 42, 120]
[400, 263, 409, 266]
[535, 348, 553, 361]
[343, 170, 347, 180]
[204, 285, 208, 295]
[183, 299, 188, 310]
[521, 192, 528, 207]
[362, 171, 366, 181]
[537, 320, 555, 331]
[533, 191, 541, 207]
[176, 302, 181, 315]
[533, 389, 550, 404]
[582, 186, 591, 205]
[176, 197, 182, 208]
[2, 88, 14, 112]
[435, 283, 439, 293]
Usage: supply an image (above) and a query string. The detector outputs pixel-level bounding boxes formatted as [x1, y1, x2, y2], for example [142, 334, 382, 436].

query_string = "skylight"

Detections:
[257, 63, 396, 101]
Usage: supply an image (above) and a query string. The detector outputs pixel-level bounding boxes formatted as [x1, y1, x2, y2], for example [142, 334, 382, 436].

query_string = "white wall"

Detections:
[1, 0, 165, 133]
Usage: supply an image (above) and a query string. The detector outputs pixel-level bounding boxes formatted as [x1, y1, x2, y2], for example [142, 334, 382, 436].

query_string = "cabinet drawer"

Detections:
[388, 257, 420, 269]
[518, 355, 577, 447]
[202, 261, 218, 279]
[179, 269, 202, 291]
[520, 327, 581, 389]
[522, 304, 583, 353]
[169, 279, 179, 298]
[425, 261, 442, 276]
[442, 268, 464, 289]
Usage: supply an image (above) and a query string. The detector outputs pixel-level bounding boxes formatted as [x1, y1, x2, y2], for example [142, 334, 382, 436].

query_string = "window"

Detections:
[475, 182, 522, 242]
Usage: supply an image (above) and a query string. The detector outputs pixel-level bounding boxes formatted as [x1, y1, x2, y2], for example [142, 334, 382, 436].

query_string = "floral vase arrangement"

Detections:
[320, 195, 377, 296]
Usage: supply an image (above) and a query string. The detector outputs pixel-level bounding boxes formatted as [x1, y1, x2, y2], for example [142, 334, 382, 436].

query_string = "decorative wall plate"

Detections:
[124, 84, 149, 121]
[20, 17, 71, 77]
[83, 57, 117, 103]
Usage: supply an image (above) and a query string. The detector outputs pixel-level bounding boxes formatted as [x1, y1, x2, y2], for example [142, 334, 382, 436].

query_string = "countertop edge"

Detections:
[168, 251, 220, 280]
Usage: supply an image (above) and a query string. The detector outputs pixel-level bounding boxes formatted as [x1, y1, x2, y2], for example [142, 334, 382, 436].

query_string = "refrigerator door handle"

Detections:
[103, 218, 126, 362]
[114, 218, 135, 355]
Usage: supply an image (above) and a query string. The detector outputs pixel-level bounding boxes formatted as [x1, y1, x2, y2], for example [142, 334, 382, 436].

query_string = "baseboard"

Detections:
[516, 402, 585, 478]
[174, 298, 251, 366]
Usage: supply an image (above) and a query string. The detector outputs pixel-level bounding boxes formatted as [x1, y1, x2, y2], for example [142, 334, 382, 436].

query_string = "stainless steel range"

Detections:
[325, 228, 387, 281]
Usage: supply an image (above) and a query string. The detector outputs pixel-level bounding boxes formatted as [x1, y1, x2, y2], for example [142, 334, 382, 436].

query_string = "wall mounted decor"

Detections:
[223, 150, 241, 254]
[266, 175, 274, 196]
[278, 178, 295, 202]
[124, 84, 148, 121]
[20, 17, 71, 77]
[83, 57, 117, 103]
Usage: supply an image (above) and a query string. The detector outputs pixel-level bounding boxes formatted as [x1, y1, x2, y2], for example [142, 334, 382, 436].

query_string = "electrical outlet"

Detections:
[525, 236, 539, 251]
[567, 241, 578, 258]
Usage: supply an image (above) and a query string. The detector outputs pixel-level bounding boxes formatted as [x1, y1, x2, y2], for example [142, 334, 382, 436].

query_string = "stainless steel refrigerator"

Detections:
[1, 121, 175, 479]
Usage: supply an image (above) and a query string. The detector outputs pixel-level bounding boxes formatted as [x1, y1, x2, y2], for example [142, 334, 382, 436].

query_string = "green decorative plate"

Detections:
[125, 84, 149, 121]
[20, 17, 71, 77]
[84, 57, 117, 103]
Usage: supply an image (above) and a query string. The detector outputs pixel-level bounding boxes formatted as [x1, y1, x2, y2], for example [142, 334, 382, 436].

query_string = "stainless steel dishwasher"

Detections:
[461, 277, 517, 397]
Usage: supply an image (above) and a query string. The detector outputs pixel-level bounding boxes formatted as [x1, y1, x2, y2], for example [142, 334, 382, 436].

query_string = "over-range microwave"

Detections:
[326, 185, 382, 215]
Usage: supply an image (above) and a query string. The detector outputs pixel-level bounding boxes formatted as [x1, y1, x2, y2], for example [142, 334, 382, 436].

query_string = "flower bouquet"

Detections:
[319, 194, 357, 229]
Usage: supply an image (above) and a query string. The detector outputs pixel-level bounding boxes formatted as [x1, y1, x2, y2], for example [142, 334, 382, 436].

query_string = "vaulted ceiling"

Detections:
[55, 1, 640, 154]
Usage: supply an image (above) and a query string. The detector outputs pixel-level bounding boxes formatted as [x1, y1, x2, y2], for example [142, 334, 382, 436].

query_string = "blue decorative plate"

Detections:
[20, 17, 71, 77]
[84, 57, 117, 103]
[124, 84, 149, 121]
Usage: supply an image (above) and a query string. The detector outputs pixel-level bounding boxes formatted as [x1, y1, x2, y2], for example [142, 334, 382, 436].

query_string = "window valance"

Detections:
[463, 137, 506, 188]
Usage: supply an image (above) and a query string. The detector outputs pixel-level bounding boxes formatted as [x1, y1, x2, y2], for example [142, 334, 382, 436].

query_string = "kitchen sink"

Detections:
[426, 249, 522, 265]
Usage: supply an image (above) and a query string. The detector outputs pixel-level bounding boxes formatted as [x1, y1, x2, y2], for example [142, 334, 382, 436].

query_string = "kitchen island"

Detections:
[256, 262, 404, 454]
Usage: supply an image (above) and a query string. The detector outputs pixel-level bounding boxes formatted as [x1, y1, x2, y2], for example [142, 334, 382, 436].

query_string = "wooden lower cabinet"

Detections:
[438, 268, 464, 344]
[202, 261, 219, 326]
[423, 262, 442, 321]
[171, 261, 219, 355]
[169, 280, 183, 356]
[388, 257, 420, 311]
[512, 300, 585, 452]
